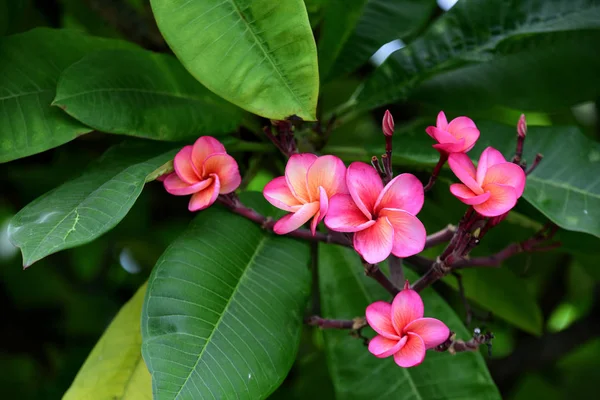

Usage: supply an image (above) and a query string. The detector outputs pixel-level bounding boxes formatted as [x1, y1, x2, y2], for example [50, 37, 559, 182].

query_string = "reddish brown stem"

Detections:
[526, 153, 543, 175]
[423, 152, 448, 192]
[306, 316, 358, 329]
[363, 261, 399, 296]
[425, 225, 456, 248]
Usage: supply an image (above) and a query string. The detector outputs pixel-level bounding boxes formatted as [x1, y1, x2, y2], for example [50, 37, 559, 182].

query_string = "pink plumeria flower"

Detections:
[425, 111, 480, 153]
[325, 162, 426, 264]
[366, 281, 450, 368]
[163, 136, 241, 211]
[263, 154, 347, 235]
[449, 147, 526, 217]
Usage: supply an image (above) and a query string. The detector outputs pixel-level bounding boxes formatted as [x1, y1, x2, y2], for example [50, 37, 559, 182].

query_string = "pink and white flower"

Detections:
[325, 162, 426, 264]
[449, 147, 526, 217]
[366, 282, 450, 368]
[263, 154, 347, 235]
[163, 136, 241, 211]
[426, 111, 480, 154]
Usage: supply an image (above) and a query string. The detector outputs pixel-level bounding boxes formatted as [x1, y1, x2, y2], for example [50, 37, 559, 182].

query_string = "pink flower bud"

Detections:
[382, 110, 394, 137]
[517, 114, 527, 138]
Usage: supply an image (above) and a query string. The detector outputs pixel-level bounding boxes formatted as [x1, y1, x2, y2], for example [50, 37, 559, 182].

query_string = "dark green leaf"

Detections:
[319, 244, 500, 399]
[54, 49, 245, 140]
[8, 142, 177, 267]
[150, 0, 319, 120]
[0, 28, 136, 162]
[0, 0, 28, 35]
[142, 193, 311, 400]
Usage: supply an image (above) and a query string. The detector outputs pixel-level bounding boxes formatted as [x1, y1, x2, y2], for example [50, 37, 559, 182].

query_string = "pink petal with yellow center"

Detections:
[347, 162, 384, 219]
[164, 173, 213, 195]
[263, 176, 302, 212]
[188, 175, 220, 211]
[285, 154, 317, 203]
[393, 333, 426, 368]
[475, 183, 518, 217]
[436, 111, 448, 131]
[483, 162, 526, 198]
[310, 187, 329, 235]
[173, 146, 199, 184]
[449, 183, 491, 205]
[353, 217, 394, 264]
[202, 153, 241, 194]
[391, 287, 424, 333]
[365, 301, 400, 339]
[476, 147, 507, 185]
[324, 194, 374, 232]
[379, 208, 426, 257]
[191, 136, 226, 171]
[374, 173, 424, 215]
[273, 201, 319, 235]
[403, 317, 450, 349]
[448, 153, 482, 194]
[306, 155, 348, 201]
[368, 335, 406, 358]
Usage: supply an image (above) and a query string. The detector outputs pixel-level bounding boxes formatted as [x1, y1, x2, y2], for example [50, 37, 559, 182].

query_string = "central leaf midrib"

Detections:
[54, 87, 214, 104]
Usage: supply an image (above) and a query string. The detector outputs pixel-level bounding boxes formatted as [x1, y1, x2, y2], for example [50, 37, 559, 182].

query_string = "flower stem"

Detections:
[363, 261, 399, 296]
[423, 152, 448, 192]
[305, 316, 366, 330]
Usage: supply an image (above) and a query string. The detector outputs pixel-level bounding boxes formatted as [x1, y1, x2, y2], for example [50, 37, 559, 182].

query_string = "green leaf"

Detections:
[63, 283, 151, 400]
[351, 0, 600, 113]
[0, 0, 28, 35]
[54, 49, 245, 140]
[150, 0, 319, 121]
[0, 28, 136, 163]
[8, 142, 177, 267]
[330, 0, 437, 78]
[473, 121, 600, 238]
[142, 193, 311, 400]
[319, 244, 501, 400]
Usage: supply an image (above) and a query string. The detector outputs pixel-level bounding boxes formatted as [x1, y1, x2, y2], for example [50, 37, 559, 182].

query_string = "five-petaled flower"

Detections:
[426, 111, 480, 154]
[325, 162, 426, 264]
[366, 281, 450, 367]
[449, 147, 526, 217]
[163, 136, 241, 211]
[263, 154, 347, 235]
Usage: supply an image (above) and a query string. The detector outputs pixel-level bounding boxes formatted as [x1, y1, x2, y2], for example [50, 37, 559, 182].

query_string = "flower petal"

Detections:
[366, 301, 400, 340]
[457, 128, 480, 152]
[324, 194, 374, 232]
[263, 176, 302, 212]
[447, 116, 477, 134]
[403, 318, 450, 349]
[482, 162, 526, 198]
[353, 217, 394, 264]
[448, 153, 482, 194]
[273, 201, 319, 235]
[427, 126, 460, 145]
[188, 175, 220, 211]
[393, 333, 426, 368]
[436, 111, 448, 131]
[475, 183, 518, 217]
[369, 335, 406, 358]
[391, 287, 424, 333]
[379, 208, 426, 258]
[433, 139, 467, 154]
[202, 153, 241, 194]
[476, 147, 507, 185]
[164, 173, 213, 195]
[173, 145, 199, 184]
[449, 183, 491, 205]
[285, 153, 317, 203]
[310, 186, 329, 235]
[306, 155, 348, 201]
[347, 162, 383, 219]
[374, 173, 424, 215]
[191, 136, 227, 171]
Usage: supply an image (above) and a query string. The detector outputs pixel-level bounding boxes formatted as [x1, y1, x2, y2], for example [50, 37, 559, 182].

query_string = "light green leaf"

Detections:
[142, 192, 311, 400]
[319, 244, 500, 400]
[0, 28, 136, 163]
[150, 0, 319, 121]
[63, 283, 151, 400]
[351, 0, 600, 113]
[54, 49, 245, 140]
[9, 142, 177, 267]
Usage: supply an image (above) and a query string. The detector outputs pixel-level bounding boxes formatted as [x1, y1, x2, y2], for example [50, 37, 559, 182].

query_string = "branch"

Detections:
[305, 316, 366, 330]
[423, 152, 449, 192]
[425, 225, 456, 248]
[436, 329, 495, 355]
[363, 261, 400, 296]
[388, 256, 404, 288]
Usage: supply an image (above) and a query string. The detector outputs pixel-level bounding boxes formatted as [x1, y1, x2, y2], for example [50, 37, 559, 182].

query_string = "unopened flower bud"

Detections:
[517, 114, 527, 138]
[382, 110, 394, 137]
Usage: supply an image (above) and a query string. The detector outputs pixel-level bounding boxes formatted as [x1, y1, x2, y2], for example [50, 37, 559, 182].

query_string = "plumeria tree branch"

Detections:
[306, 316, 367, 330]
[435, 328, 494, 355]
[363, 260, 400, 296]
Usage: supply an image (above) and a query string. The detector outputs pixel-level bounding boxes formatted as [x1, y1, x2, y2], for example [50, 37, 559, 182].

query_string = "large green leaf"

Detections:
[350, 0, 600, 113]
[150, 0, 319, 121]
[0, 28, 135, 163]
[319, 244, 500, 400]
[63, 283, 151, 400]
[8, 142, 177, 267]
[142, 194, 311, 400]
[473, 121, 600, 239]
